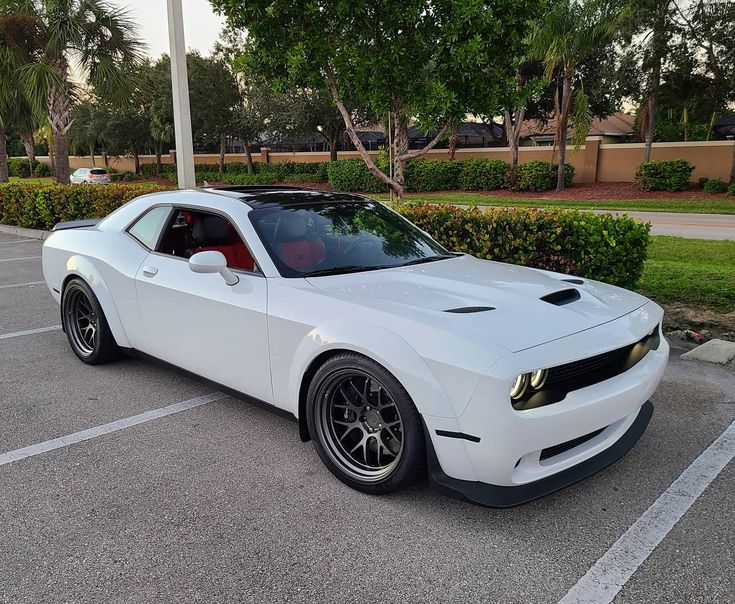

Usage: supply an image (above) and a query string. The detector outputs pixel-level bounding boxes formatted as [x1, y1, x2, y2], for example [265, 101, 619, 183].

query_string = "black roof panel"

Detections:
[206, 185, 371, 208]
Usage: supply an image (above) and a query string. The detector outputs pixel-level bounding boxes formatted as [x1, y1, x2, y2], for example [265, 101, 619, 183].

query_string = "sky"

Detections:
[111, 0, 226, 59]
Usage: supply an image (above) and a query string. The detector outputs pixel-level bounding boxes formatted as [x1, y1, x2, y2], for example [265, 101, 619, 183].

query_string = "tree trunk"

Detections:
[48, 58, 74, 184]
[133, 149, 141, 175]
[504, 108, 525, 168]
[643, 57, 661, 163]
[22, 133, 36, 175]
[244, 144, 255, 173]
[219, 134, 226, 173]
[556, 75, 573, 192]
[447, 122, 458, 161]
[392, 110, 409, 202]
[155, 143, 162, 175]
[89, 145, 96, 167]
[47, 132, 55, 171]
[0, 125, 8, 183]
[329, 133, 339, 162]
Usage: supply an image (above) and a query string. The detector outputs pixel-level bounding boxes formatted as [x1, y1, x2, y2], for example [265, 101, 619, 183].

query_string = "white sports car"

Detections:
[42, 186, 669, 507]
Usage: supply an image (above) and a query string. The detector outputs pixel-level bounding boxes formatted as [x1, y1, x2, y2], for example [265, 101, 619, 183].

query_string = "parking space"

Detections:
[0, 233, 733, 604]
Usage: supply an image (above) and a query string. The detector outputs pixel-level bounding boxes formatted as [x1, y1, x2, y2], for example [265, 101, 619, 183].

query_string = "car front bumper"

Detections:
[421, 304, 669, 506]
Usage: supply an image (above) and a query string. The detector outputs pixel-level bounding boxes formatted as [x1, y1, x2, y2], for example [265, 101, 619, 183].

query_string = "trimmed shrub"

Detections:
[283, 173, 325, 183]
[728, 184, 735, 197]
[8, 157, 37, 178]
[405, 159, 461, 192]
[703, 178, 728, 194]
[221, 172, 278, 185]
[634, 159, 694, 192]
[397, 203, 650, 289]
[327, 159, 386, 192]
[509, 161, 574, 192]
[34, 162, 52, 177]
[0, 183, 171, 230]
[698, 177, 709, 189]
[458, 159, 509, 190]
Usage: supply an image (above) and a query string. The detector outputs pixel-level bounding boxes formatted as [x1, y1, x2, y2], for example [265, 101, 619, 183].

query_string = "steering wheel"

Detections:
[343, 235, 381, 257]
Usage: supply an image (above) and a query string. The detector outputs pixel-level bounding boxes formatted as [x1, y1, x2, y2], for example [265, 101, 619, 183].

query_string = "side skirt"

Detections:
[121, 347, 298, 425]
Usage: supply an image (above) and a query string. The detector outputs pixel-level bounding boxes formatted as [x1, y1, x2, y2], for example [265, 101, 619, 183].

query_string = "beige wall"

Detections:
[35, 138, 735, 183]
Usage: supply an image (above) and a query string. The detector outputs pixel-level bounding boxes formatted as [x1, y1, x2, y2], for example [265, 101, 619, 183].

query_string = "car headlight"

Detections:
[510, 373, 529, 399]
[530, 369, 548, 389]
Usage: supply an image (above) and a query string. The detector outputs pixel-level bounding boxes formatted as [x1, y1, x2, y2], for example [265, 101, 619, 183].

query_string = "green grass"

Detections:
[8, 176, 55, 185]
[375, 192, 735, 215]
[639, 236, 735, 312]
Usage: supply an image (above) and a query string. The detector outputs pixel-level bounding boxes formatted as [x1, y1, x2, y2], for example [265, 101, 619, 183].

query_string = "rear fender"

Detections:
[62, 255, 131, 348]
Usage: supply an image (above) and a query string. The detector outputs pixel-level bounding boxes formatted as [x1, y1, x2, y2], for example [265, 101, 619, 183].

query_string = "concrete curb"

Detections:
[0, 223, 50, 240]
[681, 339, 735, 366]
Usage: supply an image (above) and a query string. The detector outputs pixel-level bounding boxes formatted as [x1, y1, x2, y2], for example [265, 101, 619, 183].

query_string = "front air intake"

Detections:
[540, 288, 581, 306]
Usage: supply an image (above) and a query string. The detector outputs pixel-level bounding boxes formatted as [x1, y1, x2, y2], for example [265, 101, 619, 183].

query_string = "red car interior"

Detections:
[273, 212, 326, 271]
[191, 214, 255, 272]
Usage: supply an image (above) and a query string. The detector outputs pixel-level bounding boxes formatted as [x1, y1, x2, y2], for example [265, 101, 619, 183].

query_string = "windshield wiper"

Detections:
[301, 265, 392, 278]
[400, 254, 456, 267]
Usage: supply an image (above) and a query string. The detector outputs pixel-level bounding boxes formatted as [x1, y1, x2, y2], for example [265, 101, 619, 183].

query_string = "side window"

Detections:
[157, 208, 256, 273]
[127, 206, 171, 250]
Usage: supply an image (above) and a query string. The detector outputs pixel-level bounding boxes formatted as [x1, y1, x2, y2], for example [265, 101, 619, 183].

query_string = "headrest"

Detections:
[274, 212, 310, 242]
[193, 215, 230, 243]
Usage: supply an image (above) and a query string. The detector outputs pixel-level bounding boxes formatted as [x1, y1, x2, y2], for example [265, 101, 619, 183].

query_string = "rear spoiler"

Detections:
[52, 219, 101, 231]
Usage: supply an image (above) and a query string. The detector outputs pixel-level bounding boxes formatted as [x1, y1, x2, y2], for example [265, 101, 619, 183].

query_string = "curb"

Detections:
[0, 224, 50, 240]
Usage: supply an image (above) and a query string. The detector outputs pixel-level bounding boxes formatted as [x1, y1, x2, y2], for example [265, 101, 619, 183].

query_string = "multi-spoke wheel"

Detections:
[61, 278, 120, 365]
[307, 353, 425, 494]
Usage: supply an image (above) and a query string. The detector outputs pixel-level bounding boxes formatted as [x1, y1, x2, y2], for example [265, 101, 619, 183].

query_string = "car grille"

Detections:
[540, 427, 606, 461]
[512, 325, 661, 411]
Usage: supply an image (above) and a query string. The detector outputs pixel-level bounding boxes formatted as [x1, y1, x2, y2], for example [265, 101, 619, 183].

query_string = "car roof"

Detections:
[202, 186, 370, 208]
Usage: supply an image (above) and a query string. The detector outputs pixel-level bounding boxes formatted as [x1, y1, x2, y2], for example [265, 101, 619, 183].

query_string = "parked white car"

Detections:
[69, 167, 110, 184]
[41, 187, 669, 507]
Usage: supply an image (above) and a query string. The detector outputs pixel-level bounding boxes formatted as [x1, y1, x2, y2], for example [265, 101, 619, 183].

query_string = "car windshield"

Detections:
[249, 200, 452, 277]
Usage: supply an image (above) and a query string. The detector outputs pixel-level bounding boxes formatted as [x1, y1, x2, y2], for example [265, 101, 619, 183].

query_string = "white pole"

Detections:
[166, 0, 196, 189]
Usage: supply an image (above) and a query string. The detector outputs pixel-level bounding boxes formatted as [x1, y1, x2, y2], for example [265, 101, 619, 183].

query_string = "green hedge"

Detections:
[0, 183, 171, 230]
[729, 184, 735, 196]
[8, 158, 38, 178]
[141, 160, 330, 180]
[457, 159, 508, 190]
[634, 159, 694, 192]
[327, 158, 574, 193]
[397, 203, 650, 289]
[703, 178, 728, 194]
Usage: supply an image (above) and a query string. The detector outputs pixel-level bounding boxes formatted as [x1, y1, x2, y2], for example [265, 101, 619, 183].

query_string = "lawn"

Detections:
[639, 236, 735, 313]
[378, 192, 735, 215]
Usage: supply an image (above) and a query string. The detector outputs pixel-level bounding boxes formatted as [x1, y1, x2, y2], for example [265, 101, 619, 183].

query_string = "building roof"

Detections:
[520, 112, 635, 140]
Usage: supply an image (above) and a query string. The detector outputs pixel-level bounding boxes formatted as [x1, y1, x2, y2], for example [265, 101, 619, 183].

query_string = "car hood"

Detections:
[305, 255, 650, 352]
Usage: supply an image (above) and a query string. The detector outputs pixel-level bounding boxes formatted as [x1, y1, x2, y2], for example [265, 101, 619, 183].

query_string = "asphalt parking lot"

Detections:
[0, 230, 733, 604]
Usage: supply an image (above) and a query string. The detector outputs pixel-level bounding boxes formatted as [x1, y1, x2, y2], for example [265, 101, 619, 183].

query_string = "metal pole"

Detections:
[166, 0, 196, 189]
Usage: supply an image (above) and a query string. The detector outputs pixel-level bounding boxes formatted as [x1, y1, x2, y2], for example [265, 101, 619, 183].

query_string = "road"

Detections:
[592, 210, 735, 240]
[0, 232, 733, 604]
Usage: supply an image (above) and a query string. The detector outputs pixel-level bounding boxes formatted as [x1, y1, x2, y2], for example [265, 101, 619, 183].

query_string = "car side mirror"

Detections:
[188, 251, 239, 286]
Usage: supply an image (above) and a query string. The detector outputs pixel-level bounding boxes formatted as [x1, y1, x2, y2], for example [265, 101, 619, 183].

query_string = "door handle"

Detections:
[142, 266, 158, 278]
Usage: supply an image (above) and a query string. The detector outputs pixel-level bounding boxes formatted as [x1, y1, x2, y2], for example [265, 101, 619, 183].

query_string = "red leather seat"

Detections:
[274, 212, 326, 271]
[192, 215, 255, 272]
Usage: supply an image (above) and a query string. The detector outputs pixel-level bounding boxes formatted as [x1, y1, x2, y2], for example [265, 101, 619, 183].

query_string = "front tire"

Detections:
[307, 353, 425, 495]
[61, 278, 120, 365]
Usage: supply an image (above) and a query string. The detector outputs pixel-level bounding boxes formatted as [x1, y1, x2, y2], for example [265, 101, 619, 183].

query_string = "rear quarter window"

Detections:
[128, 206, 171, 249]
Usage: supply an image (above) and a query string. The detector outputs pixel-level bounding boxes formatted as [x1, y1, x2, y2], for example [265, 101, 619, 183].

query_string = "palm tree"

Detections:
[0, 0, 143, 183]
[527, 0, 624, 191]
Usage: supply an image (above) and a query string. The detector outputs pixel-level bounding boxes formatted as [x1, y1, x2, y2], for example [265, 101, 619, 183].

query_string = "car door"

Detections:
[133, 206, 273, 404]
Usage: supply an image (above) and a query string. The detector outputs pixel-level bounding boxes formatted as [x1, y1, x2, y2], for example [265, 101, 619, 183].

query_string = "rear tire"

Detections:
[61, 278, 120, 365]
[306, 353, 425, 495]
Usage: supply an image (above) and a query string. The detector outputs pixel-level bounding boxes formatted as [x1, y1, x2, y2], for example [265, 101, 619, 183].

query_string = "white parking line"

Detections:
[559, 419, 735, 604]
[0, 256, 42, 262]
[0, 392, 228, 466]
[0, 325, 62, 340]
[0, 280, 46, 290]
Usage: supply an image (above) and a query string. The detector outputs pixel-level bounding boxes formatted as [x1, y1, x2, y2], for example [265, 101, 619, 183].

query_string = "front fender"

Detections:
[63, 254, 131, 349]
[288, 319, 456, 420]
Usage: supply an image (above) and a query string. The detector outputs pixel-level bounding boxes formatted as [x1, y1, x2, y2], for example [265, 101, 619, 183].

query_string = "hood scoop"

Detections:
[444, 306, 495, 314]
[540, 288, 581, 306]
[561, 278, 584, 285]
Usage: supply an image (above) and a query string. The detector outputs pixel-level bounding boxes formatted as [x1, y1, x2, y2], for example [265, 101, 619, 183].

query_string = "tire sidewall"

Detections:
[306, 353, 425, 495]
[61, 278, 117, 364]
